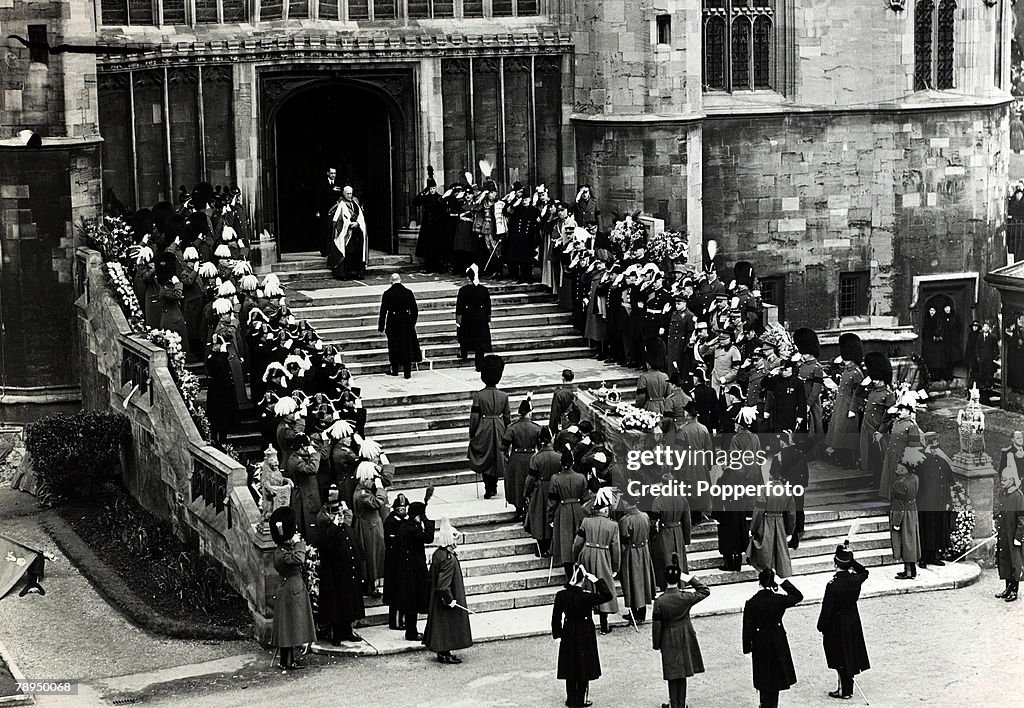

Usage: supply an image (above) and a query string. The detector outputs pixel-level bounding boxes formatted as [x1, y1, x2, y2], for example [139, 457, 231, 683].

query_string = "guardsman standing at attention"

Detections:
[468, 355, 511, 500]
[502, 393, 543, 520]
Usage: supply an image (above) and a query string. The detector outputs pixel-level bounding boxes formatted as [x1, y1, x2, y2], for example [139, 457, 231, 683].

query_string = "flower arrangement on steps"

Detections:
[87, 217, 212, 442]
[614, 402, 663, 432]
[946, 480, 976, 559]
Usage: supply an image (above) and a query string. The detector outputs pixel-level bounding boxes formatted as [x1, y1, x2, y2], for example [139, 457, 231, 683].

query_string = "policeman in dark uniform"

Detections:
[817, 544, 870, 700]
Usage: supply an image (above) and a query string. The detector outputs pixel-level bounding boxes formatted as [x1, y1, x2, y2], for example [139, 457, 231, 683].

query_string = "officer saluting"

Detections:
[816, 544, 870, 700]
[742, 568, 803, 708]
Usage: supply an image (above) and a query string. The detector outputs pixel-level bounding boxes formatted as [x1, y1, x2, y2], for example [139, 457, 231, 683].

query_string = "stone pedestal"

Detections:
[250, 236, 279, 274]
[950, 451, 997, 540]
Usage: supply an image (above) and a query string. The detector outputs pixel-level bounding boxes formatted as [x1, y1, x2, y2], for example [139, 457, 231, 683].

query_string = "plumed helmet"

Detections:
[645, 336, 667, 371]
[214, 243, 232, 258]
[182, 246, 200, 262]
[217, 280, 237, 297]
[392, 493, 410, 510]
[862, 351, 893, 385]
[834, 544, 854, 569]
[593, 487, 616, 511]
[273, 396, 298, 417]
[269, 506, 296, 546]
[327, 419, 354, 441]
[838, 332, 864, 365]
[198, 262, 218, 278]
[518, 392, 533, 417]
[733, 261, 755, 288]
[480, 354, 505, 387]
[356, 460, 378, 483]
[793, 327, 820, 358]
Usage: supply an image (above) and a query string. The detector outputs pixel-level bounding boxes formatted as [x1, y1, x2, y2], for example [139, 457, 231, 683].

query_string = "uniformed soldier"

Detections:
[524, 427, 561, 556]
[618, 494, 657, 625]
[549, 368, 577, 434]
[817, 544, 870, 700]
[995, 467, 1024, 603]
[468, 355, 511, 500]
[652, 554, 710, 708]
[456, 265, 492, 371]
[573, 489, 621, 634]
[761, 358, 807, 434]
[794, 328, 825, 447]
[549, 450, 592, 581]
[856, 352, 896, 486]
[502, 394, 543, 519]
[742, 568, 803, 708]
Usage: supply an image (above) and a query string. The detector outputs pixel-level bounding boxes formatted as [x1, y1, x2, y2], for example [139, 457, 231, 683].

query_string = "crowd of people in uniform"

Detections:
[103, 178, 1024, 706]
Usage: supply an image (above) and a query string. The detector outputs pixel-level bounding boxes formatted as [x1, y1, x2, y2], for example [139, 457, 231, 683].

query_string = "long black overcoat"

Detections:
[742, 580, 803, 691]
[551, 577, 613, 681]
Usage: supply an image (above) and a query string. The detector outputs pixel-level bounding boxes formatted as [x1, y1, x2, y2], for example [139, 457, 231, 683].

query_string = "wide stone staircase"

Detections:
[196, 250, 937, 645]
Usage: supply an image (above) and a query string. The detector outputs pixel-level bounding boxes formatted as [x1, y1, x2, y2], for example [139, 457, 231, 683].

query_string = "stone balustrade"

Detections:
[75, 247, 278, 643]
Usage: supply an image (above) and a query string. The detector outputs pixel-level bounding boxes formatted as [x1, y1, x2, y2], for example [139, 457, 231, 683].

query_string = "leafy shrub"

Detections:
[26, 411, 132, 503]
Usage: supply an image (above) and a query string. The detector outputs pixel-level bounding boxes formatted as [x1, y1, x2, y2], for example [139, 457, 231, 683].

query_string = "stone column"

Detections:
[950, 450, 997, 540]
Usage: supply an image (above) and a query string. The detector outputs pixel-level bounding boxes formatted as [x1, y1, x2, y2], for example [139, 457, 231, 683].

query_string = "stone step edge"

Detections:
[313, 562, 980, 656]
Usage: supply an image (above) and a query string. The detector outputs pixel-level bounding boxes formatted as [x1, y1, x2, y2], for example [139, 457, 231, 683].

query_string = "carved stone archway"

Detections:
[259, 65, 417, 255]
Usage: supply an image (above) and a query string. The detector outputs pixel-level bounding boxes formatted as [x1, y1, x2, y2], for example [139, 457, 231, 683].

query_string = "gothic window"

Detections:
[936, 0, 956, 89]
[703, 0, 774, 92]
[440, 56, 563, 192]
[914, 0, 956, 90]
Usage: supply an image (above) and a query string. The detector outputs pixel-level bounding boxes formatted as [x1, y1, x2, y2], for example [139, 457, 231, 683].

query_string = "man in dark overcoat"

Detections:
[995, 467, 1024, 603]
[503, 190, 541, 283]
[314, 167, 342, 257]
[378, 273, 420, 379]
[816, 544, 870, 699]
[314, 492, 364, 645]
[469, 355, 511, 499]
[917, 432, 954, 567]
[456, 265, 492, 371]
[551, 565, 614, 708]
[502, 396, 543, 518]
[396, 500, 436, 640]
[383, 493, 409, 631]
[413, 169, 447, 272]
[771, 433, 811, 550]
[743, 569, 803, 708]
[652, 556, 710, 708]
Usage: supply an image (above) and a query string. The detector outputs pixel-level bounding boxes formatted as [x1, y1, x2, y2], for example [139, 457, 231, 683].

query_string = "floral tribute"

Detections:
[946, 480, 976, 559]
[81, 216, 213, 442]
[645, 229, 688, 264]
[614, 402, 663, 432]
[610, 213, 649, 261]
[79, 215, 136, 264]
[106, 262, 145, 330]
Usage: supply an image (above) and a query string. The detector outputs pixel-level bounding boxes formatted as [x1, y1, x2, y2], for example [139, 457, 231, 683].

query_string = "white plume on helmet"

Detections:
[273, 396, 299, 416]
[214, 243, 232, 258]
[198, 262, 218, 277]
[212, 297, 232, 315]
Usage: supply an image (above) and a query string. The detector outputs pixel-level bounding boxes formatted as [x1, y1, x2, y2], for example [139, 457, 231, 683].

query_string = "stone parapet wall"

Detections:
[702, 102, 1009, 330]
[75, 247, 277, 642]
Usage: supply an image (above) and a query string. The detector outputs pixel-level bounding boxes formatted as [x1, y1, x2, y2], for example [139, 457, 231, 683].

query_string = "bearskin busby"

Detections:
[154, 251, 177, 285]
[480, 354, 505, 387]
[793, 327, 821, 359]
[269, 506, 296, 546]
[862, 351, 893, 385]
[644, 335, 668, 372]
[838, 332, 864, 365]
[733, 261, 755, 289]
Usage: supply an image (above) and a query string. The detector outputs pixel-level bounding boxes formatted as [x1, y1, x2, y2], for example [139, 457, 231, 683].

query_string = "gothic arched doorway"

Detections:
[272, 81, 399, 254]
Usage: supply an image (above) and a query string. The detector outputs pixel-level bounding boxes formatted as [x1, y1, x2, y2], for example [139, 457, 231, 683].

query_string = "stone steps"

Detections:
[293, 300, 563, 331]
[290, 281, 549, 309]
[330, 324, 580, 352]
[336, 335, 586, 364]
[361, 374, 635, 409]
[345, 346, 597, 377]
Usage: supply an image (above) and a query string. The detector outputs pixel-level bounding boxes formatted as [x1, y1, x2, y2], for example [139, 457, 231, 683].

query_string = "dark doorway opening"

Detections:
[274, 82, 395, 254]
